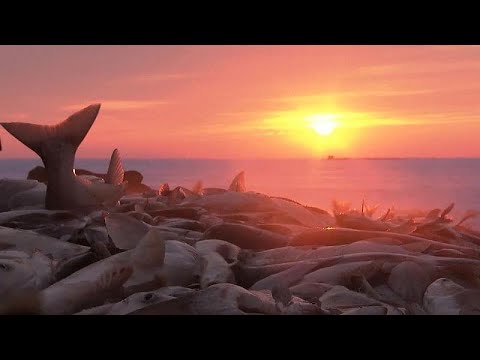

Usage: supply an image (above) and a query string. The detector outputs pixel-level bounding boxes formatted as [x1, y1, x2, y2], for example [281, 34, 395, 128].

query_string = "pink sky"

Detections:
[1, 45, 479, 159]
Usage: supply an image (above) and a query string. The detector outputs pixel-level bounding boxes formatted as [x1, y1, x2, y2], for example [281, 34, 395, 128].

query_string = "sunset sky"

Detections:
[1, 45, 479, 159]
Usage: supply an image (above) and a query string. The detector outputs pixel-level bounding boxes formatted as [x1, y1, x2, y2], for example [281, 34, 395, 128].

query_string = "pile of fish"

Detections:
[1, 104, 480, 315]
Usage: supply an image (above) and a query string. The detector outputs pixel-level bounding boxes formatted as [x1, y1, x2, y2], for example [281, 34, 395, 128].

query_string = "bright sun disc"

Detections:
[306, 114, 338, 136]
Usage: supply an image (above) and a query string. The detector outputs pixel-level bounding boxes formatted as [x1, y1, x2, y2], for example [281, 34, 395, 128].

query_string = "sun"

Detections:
[305, 114, 338, 136]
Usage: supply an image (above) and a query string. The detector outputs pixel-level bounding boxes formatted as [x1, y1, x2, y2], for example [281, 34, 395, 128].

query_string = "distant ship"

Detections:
[326, 155, 350, 160]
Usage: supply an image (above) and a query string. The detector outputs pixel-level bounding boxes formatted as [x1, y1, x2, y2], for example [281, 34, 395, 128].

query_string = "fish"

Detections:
[319, 285, 382, 313]
[0, 250, 55, 296]
[39, 259, 133, 315]
[76, 287, 197, 315]
[40, 224, 178, 315]
[105, 223, 199, 289]
[0, 179, 44, 211]
[290, 227, 479, 257]
[74, 148, 127, 207]
[387, 261, 433, 304]
[0, 226, 91, 264]
[202, 223, 289, 250]
[1, 104, 101, 209]
[1, 104, 127, 210]
[423, 278, 467, 315]
[129, 283, 279, 315]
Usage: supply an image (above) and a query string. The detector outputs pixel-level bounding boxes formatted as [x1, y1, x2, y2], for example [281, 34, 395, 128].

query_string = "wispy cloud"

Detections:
[184, 107, 480, 140]
[355, 60, 480, 77]
[62, 100, 168, 112]
[212, 109, 480, 135]
[129, 73, 197, 83]
[1, 113, 29, 120]
[263, 88, 437, 104]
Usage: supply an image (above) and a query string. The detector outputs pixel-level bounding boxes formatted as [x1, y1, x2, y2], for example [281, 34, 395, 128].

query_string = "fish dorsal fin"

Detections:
[132, 229, 166, 269]
[456, 210, 480, 227]
[332, 199, 351, 215]
[364, 204, 380, 217]
[228, 171, 246, 192]
[159, 183, 170, 196]
[167, 186, 184, 205]
[440, 203, 455, 219]
[1, 104, 101, 160]
[105, 149, 124, 185]
[191, 180, 203, 195]
[105, 213, 150, 250]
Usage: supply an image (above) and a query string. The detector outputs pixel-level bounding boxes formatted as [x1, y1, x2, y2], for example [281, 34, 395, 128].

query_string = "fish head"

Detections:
[0, 256, 39, 296]
[199, 252, 235, 289]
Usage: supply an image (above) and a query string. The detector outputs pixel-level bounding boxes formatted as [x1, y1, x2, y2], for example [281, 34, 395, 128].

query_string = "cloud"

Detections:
[129, 73, 197, 83]
[264, 88, 437, 104]
[355, 60, 480, 77]
[62, 100, 168, 112]
[1, 113, 29, 120]
[328, 111, 480, 129]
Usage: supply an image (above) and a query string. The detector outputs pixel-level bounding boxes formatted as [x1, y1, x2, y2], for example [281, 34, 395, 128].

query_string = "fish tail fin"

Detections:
[1, 104, 101, 160]
[106, 148, 125, 185]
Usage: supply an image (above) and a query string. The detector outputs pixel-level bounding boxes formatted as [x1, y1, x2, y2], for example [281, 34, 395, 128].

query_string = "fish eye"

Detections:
[144, 293, 154, 301]
[0, 263, 11, 271]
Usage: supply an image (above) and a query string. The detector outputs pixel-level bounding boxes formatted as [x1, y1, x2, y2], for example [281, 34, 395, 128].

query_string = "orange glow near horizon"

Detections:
[1, 45, 480, 159]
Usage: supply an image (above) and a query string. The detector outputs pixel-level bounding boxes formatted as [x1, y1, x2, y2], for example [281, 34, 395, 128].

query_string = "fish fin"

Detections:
[365, 204, 380, 217]
[228, 171, 246, 192]
[167, 187, 183, 205]
[159, 183, 170, 196]
[332, 199, 351, 215]
[440, 203, 455, 219]
[105, 213, 150, 250]
[105, 148, 124, 185]
[379, 208, 390, 221]
[191, 180, 203, 195]
[1, 104, 100, 159]
[456, 210, 480, 227]
[132, 228, 166, 268]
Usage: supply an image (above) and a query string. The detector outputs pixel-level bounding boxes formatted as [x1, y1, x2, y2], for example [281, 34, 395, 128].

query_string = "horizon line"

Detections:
[2, 156, 480, 161]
